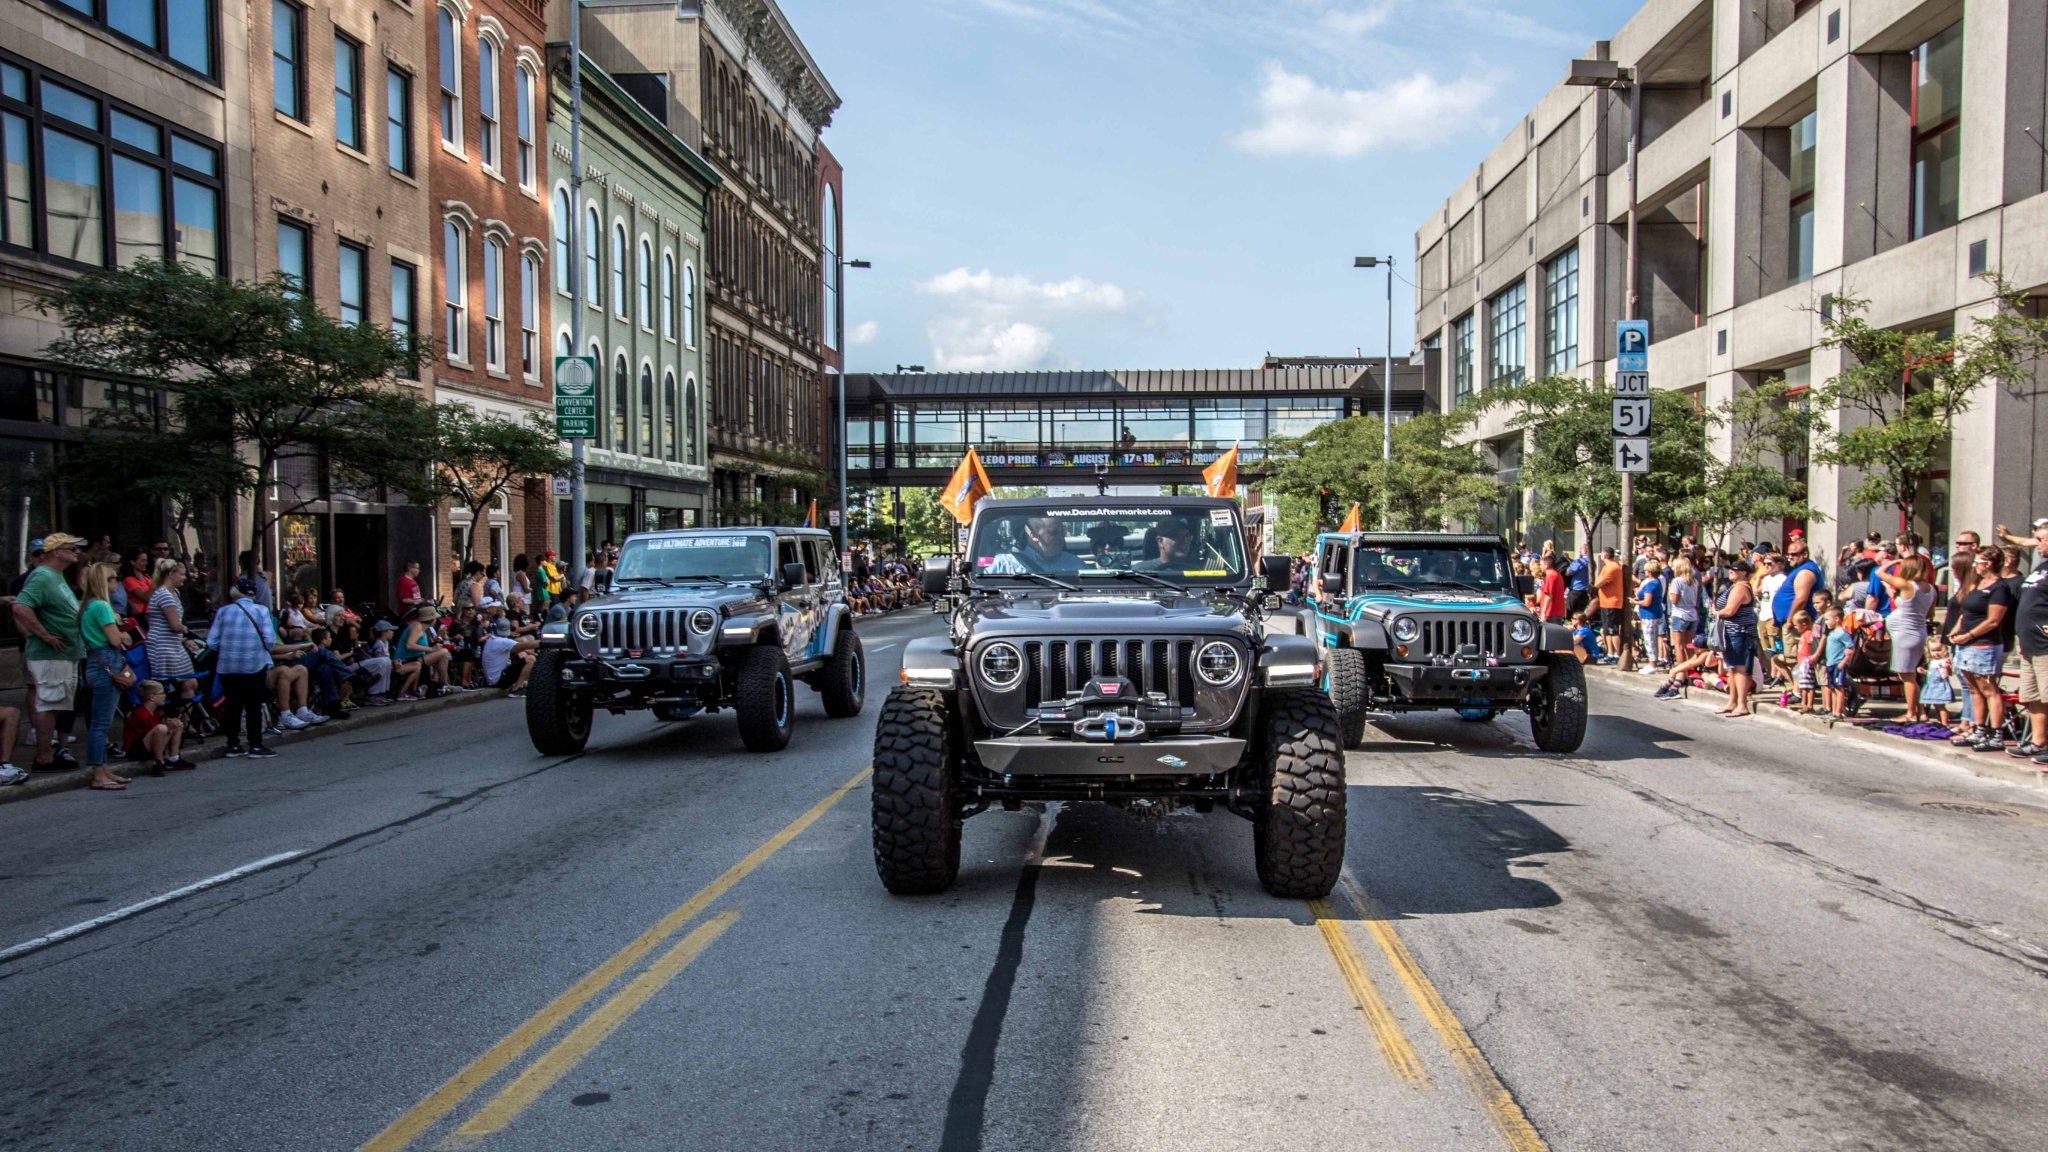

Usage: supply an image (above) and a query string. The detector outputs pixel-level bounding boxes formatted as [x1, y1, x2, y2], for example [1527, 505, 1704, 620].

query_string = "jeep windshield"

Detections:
[615, 535, 770, 582]
[1349, 544, 1511, 592]
[968, 504, 1247, 585]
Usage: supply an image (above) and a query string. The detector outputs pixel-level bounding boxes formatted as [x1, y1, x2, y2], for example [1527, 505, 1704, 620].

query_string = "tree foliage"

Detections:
[419, 405, 572, 562]
[1811, 279, 2048, 526]
[40, 259, 433, 565]
[1265, 412, 1500, 532]
[1675, 377, 1823, 549]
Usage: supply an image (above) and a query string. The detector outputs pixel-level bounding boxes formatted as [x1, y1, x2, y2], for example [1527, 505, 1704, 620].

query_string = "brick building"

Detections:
[427, 0, 552, 590]
[249, 0, 438, 602]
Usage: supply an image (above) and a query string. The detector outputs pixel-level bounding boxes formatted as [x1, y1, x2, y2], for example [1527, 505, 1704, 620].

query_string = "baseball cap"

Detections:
[1728, 556, 1755, 572]
[372, 620, 397, 634]
[233, 575, 260, 596]
[2031, 517, 2048, 531]
[40, 532, 86, 552]
[26, 537, 42, 555]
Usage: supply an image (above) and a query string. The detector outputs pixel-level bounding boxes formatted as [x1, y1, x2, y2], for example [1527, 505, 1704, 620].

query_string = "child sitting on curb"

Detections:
[123, 680, 191, 777]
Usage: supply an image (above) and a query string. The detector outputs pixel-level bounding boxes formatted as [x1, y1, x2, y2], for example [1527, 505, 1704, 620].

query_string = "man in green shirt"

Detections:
[12, 531, 85, 770]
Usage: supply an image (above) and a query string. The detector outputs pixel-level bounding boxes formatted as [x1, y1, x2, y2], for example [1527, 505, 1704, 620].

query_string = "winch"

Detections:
[1030, 676, 1186, 741]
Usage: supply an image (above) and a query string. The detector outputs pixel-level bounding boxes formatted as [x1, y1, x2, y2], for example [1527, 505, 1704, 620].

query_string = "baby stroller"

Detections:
[117, 643, 226, 741]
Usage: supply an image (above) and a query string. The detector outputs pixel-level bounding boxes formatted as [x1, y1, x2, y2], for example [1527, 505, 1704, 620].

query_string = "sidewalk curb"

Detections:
[1585, 665, 2047, 790]
[0, 688, 506, 806]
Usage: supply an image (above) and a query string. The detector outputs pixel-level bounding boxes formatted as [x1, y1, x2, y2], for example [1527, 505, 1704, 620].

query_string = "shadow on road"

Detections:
[1348, 784, 1568, 920]
[1371, 711, 1695, 762]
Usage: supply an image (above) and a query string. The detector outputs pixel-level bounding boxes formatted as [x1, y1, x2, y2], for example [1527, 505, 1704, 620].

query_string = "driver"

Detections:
[987, 516, 1086, 574]
[1136, 519, 1196, 571]
[1356, 555, 1387, 586]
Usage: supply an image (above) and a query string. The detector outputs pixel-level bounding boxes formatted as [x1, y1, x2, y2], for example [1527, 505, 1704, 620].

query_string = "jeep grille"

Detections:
[592, 607, 688, 657]
[1416, 617, 1510, 660]
[1023, 638, 1197, 710]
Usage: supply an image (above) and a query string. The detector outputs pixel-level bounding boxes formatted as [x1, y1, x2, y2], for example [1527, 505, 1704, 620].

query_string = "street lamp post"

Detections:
[567, 0, 587, 590]
[1353, 255, 1396, 530]
[833, 255, 870, 556]
[1566, 55, 1641, 670]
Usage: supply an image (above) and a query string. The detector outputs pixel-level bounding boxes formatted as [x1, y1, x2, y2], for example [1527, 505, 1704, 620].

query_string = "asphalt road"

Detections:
[2, 608, 2045, 1152]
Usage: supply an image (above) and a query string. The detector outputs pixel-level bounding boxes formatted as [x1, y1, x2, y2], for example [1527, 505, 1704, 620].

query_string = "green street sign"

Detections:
[554, 354, 597, 439]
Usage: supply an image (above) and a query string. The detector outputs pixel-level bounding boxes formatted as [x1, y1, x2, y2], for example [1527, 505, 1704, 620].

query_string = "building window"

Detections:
[337, 240, 366, 325]
[552, 187, 571, 294]
[271, 1, 304, 121]
[660, 251, 675, 341]
[610, 220, 627, 318]
[1488, 281, 1526, 388]
[1450, 312, 1475, 402]
[333, 33, 362, 151]
[1909, 23, 1962, 240]
[681, 262, 696, 349]
[436, 5, 460, 148]
[482, 235, 504, 369]
[685, 378, 698, 463]
[1787, 111, 1816, 283]
[50, 0, 215, 78]
[476, 35, 499, 172]
[821, 183, 839, 349]
[520, 252, 539, 378]
[636, 236, 653, 329]
[514, 65, 535, 190]
[664, 371, 679, 462]
[1542, 248, 1578, 375]
[640, 364, 655, 456]
[386, 67, 413, 175]
[391, 259, 417, 377]
[611, 353, 628, 451]
[582, 203, 600, 303]
[443, 218, 467, 360]
[277, 216, 309, 297]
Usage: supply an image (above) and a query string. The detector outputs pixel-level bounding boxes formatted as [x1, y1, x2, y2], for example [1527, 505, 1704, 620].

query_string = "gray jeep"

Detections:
[527, 527, 863, 755]
[870, 496, 1344, 899]
[1306, 531, 1586, 753]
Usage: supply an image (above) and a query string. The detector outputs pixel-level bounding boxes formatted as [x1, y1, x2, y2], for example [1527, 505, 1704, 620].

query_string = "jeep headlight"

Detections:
[979, 642, 1023, 689]
[574, 612, 600, 640]
[1509, 618, 1536, 644]
[1390, 617, 1420, 643]
[1196, 641, 1242, 686]
[688, 609, 717, 635]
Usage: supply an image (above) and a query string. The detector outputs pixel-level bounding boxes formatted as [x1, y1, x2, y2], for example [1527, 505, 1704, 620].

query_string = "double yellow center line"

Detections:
[359, 767, 872, 1152]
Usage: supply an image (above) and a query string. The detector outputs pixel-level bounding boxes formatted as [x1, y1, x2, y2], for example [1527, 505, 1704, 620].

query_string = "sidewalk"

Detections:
[1586, 663, 2046, 790]
[0, 688, 506, 806]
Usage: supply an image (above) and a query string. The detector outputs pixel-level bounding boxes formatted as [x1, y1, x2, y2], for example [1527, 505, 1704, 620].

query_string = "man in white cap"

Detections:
[12, 532, 86, 772]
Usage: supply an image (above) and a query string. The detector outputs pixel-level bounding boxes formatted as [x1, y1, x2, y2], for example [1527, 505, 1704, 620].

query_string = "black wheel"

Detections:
[1324, 647, 1368, 749]
[1251, 688, 1347, 899]
[1528, 654, 1588, 753]
[734, 645, 795, 752]
[525, 650, 591, 755]
[871, 687, 961, 895]
[819, 626, 865, 718]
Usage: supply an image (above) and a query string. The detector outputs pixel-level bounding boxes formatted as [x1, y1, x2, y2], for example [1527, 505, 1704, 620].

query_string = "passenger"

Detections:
[987, 516, 1086, 575]
[1137, 519, 1196, 571]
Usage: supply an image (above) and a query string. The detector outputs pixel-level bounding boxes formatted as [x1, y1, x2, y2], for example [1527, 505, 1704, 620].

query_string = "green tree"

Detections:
[1676, 377, 1824, 550]
[421, 405, 572, 563]
[1811, 279, 2048, 528]
[1467, 374, 1711, 544]
[40, 259, 432, 570]
[898, 488, 956, 558]
[1265, 412, 1500, 531]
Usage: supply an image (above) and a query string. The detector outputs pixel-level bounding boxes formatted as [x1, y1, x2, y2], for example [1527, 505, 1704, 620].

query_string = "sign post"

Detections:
[1613, 319, 1650, 670]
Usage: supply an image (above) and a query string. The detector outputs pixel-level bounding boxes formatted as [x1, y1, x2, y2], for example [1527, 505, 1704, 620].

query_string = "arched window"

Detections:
[663, 372, 679, 462]
[514, 63, 536, 189]
[639, 364, 655, 457]
[442, 218, 467, 360]
[680, 262, 697, 349]
[610, 353, 628, 451]
[551, 187, 571, 294]
[610, 221, 627, 318]
[636, 236, 652, 328]
[555, 328, 571, 357]
[821, 183, 839, 350]
[476, 35, 499, 170]
[659, 251, 675, 341]
[685, 378, 699, 464]
[436, 5, 460, 147]
[481, 234, 504, 369]
[581, 203, 600, 303]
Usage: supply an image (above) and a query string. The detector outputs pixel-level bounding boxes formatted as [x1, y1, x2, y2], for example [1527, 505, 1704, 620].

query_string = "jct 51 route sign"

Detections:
[1612, 396, 1652, 437]
[1614, 370, 1650, 396]
[554, 355, 597, 439]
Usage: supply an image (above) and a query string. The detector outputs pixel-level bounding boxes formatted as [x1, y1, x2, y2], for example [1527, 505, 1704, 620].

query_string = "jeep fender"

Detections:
[1540, 622, 1576, 653]
[814, 601, 852, 658]
[537, 621, 571, 649]
[899, 636, 962, 689]
[1258, 633, 1320, 688]
[1348, 619, 1389, 650]
[718, 614, 778, 647]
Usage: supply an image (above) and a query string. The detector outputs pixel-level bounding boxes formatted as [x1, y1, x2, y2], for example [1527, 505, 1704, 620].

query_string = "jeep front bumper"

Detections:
[1384, 662, 1547, 702]
[564, 655, 721, 689]
[973, 734, 1246, 776]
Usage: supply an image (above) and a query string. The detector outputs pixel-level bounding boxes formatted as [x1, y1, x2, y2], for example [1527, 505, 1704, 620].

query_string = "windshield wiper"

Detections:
[992, 570, 1079, 592]
[1110, 570, 1194, 596]
[1413, 580, 1501, 595]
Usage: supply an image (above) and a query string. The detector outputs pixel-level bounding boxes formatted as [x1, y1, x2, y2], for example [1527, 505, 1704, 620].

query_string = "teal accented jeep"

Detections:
[1304, 531, 1587, 754]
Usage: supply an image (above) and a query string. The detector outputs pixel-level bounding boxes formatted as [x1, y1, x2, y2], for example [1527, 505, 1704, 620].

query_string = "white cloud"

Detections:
[1318, 2, 1397, 38]
[1231, 62, 1497, 158]
[848, 320, 880, 345]
[915, 266, 1135, 371]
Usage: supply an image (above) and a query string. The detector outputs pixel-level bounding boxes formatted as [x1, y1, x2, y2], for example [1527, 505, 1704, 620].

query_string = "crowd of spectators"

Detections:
[845, 546, 925, 616]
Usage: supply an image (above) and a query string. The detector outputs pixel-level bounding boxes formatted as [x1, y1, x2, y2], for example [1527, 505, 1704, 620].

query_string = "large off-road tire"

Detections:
[819, 626, 865, 718]
[734, 645, 796, 752]
[871, 687, 961, 895]
[1528, 654, 1588, 753]
[525, 650, 591, 755]
[1324, 647, 1369, 749]
[1251, 689, 1347, 899]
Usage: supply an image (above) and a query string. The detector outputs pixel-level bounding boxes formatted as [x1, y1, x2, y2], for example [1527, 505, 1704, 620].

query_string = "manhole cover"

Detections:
[1917, 800, 2023, 818]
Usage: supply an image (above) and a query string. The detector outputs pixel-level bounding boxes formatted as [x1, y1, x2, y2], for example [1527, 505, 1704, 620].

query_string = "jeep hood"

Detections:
[961, 592, 1249, 640]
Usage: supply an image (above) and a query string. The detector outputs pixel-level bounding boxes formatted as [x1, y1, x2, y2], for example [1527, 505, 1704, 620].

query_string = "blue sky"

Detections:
[779, 0, 1642, 373]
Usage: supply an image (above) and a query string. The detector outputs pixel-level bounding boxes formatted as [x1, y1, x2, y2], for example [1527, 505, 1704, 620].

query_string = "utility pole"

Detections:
[567, 0, 587, 591]
[1353, 255, 1396, 529]
[834, 254, 870, 558]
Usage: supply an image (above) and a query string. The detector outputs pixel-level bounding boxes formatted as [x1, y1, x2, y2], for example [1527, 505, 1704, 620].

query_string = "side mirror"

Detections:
[780, 561, 807, 590]
[1261, 554, 1291, 594]
[922, 555, 953, 595]
[1515, 574, 1535, 598]
[1319, 571, 1344, 593]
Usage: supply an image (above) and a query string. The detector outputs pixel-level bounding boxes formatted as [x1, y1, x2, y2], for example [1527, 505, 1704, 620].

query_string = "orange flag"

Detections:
[940, 447, 993, 525]
[1337, 502, 1361, 533]
[802, 498, 818, 528]
[1202, 442, 1239, 498]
